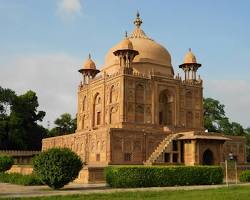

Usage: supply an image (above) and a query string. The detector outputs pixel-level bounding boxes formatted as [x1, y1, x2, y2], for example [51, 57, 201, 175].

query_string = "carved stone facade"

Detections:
[42, 13, 246, 183]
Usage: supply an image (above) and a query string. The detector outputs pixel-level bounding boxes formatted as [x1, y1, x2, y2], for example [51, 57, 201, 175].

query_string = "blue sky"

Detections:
[0, 0, 250, 128]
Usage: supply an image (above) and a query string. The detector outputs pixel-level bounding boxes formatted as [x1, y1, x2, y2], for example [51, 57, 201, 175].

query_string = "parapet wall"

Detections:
[223, 136, 247, 164]
[0, 150, 40, 164]
[42, 127, 110, 165]
[42, 132, 87, 161]
[0, 150, 40, 156]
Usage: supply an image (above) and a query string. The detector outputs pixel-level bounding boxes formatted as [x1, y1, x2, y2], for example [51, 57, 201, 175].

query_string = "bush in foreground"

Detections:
[0, 172, 43, 185]
[0, 154, 14, 172]
[105, 166, 223, 188]
[239, 170, 250, 182]
[33, 148, 83, 189]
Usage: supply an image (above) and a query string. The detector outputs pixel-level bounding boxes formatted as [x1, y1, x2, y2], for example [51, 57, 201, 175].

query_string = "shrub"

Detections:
[0, 172, 43, 185]
[239, 170, 250, 182]
[33, 148, 83, 189]
[105, 166, 223, 188]
[0, 154, 14, 172]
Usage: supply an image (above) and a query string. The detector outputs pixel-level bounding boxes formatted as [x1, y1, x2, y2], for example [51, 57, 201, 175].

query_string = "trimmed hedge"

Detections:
[239, 170, 250, 182]
[105, 166, 223, 188]
[0, 154, 14, 172]
[0, 172, 43, 185]
[33, 148, 83, 189]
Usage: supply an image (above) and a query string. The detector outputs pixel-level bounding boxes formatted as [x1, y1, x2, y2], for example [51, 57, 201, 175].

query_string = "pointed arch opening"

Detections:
[135, 105, 144, 123]
[135, 84, 144, 104]
[82, 96, 86, 112]
[110, 107, 117, 124]
[186, 111, 193, 128]
[82, 115, 85, 129]
[186, 91, 192, 108]
[93, 93, 102, 126]
[110, 85, 115, 104]
[159, 89, 175, 126]
[202, 149, 214, 165]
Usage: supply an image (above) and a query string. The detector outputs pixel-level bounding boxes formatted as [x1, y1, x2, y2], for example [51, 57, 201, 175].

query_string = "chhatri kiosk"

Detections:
[42, 13, 246, 183]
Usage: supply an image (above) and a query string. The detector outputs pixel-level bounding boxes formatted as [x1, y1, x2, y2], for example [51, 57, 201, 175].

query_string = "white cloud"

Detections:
[0, 53, 82, 128]
[205, 80, 250, 128]
[57, 0, 82, 19]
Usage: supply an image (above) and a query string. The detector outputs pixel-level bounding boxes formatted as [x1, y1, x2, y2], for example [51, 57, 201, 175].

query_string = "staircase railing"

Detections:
[144, 133, 180, 165]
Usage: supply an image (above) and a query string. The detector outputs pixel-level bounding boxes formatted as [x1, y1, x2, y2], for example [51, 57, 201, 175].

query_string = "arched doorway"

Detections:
[202, 149, 214, 165]
[159, 89, 174, 126]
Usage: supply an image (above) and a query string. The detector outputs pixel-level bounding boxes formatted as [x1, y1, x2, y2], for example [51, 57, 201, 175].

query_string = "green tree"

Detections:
[203, 97, 245, 136]
[0, 87, 16, 148]
[48, 113, 76, 137]
[217, 117, 232, 134]
[0, 87, 16, 117]
[203, 98, 226, 132]
[0, 86, 47, 150]
[33, 148, 83, 189]
[0, 154, 14, 172]
[245, 127, 250, 134]
[204, 97, 250, 161]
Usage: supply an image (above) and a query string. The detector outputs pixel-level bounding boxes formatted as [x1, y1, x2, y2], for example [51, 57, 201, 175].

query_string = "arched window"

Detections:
[195, 112, 200, 128]
[135, 105, 144, 123]
[93, 93, 102, 126]
[135, 84, 145, 123]
[82, 96, 86, 112]
[185, 91, 192, 108]
[97, 97, 101, 104]
[186, 111, 193, 128]
[110, 107, 116, 124]
[159, 90, 175, 126]
[135, 84, 144, 104]
[82, 115, 85, 129]
[110, 85, 115, 103]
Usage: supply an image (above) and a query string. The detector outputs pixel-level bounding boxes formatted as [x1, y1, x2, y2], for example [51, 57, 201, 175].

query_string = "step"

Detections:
[144, 133, 179, 165]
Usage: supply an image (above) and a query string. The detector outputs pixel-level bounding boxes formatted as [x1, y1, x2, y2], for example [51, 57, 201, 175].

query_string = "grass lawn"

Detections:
[1, 185, 250, 200]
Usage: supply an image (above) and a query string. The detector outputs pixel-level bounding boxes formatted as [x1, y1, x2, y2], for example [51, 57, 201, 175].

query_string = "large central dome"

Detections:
[102, 13, 174, 77]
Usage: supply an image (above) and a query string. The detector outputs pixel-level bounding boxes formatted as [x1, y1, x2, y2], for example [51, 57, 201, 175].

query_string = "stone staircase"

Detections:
[144, 133, 180, 165]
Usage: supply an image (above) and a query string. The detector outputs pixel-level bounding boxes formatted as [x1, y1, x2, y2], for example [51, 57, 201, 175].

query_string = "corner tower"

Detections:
[113, 32, 139, 72]
[179, 48, 202, 81]
[78, 54, 100, 84]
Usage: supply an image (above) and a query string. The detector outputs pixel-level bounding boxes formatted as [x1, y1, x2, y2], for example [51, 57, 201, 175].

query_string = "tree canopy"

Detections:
[203, 97, 245, 136]
[0, 86, 47, 150]
[48, 113, 76, 137]
[204, 97, 250, 161]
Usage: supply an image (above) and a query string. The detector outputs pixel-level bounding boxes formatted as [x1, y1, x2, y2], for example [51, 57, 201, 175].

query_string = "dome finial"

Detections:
[136, 10, 140, 17]
[88, 53, 91, 59]
[189, 48, 192, 52]
[125, 31, 128, 38]
[134, 10, 143, 28]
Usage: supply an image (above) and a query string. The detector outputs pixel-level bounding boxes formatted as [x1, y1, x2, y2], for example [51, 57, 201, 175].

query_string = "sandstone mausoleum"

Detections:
[42, 13, 246, 183]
